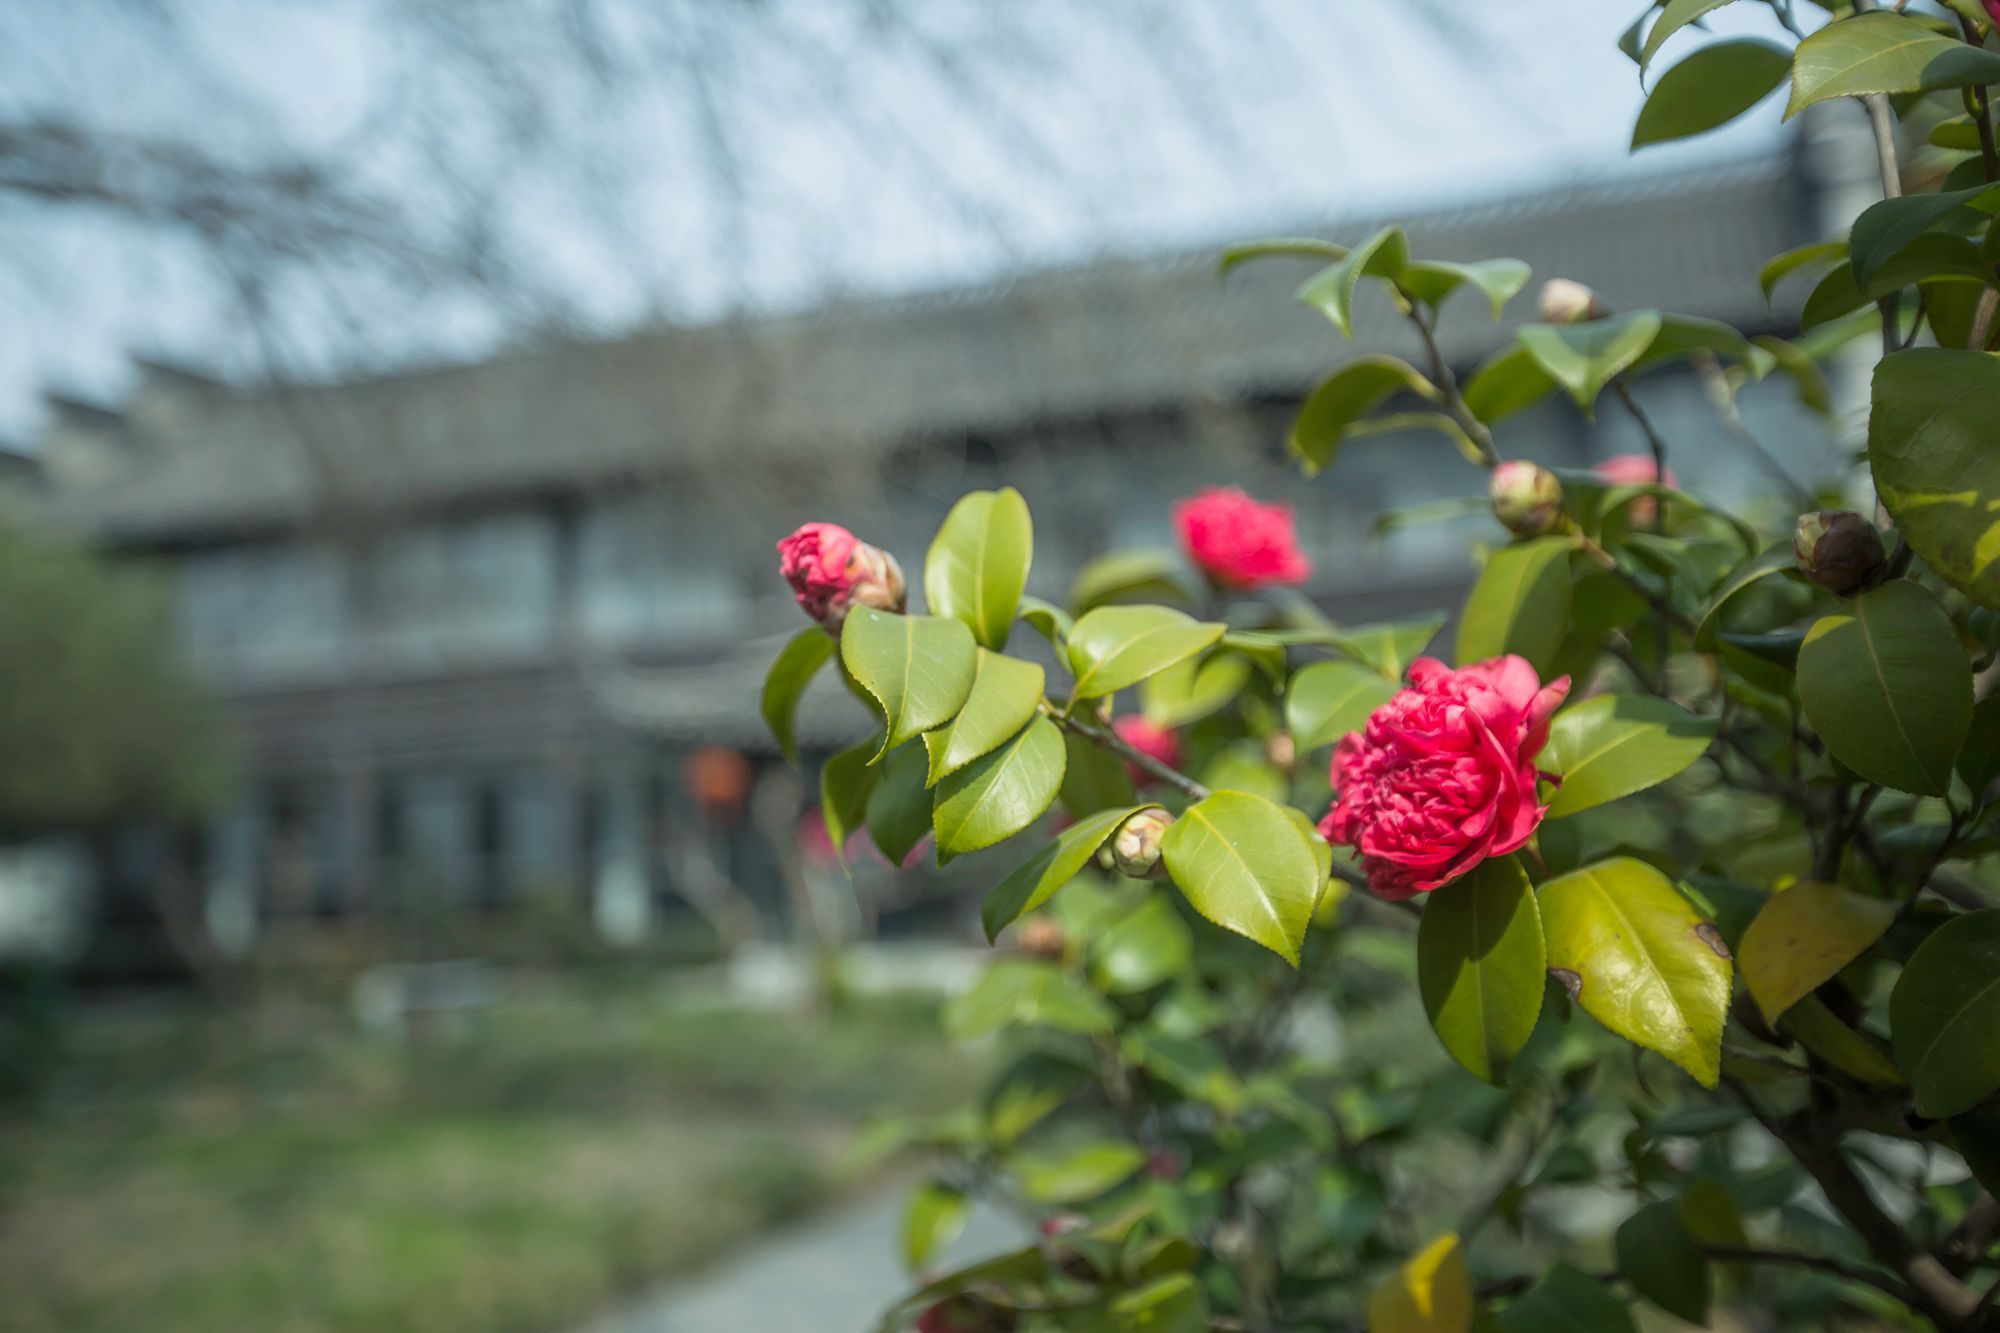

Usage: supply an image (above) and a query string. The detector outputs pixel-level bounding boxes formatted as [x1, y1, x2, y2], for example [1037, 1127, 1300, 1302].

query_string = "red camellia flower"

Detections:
[1172, 486, 1310, 590]
[1320, 655, 1570, 900]
[1112, 714, 1181, 784]
[775, 521, 905, 630]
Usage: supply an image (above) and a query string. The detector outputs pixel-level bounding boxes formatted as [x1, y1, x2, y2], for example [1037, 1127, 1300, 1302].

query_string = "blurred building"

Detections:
[19, 145, 1851, 950]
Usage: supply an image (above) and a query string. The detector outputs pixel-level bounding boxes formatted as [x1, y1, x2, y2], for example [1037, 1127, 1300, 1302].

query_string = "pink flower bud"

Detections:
[775, 522, 906, 631]
[1593, 454, 1679, 527]
[1038, 1212, 1087, 1239]
[1793, 510, 1886, 597]
[1488, 461, 1564, 537]
[1172, 486, 1311, 590]
[1015, 914, 1066, 959]
[1538, 278, 1608, 325]
[1986, 0, 2000, 27]
[1112, 715, 1181, 786]
[1110, 808, 1174, 880]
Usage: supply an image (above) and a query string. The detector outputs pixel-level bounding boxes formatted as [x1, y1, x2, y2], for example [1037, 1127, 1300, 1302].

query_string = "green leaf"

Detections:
[1161, 790, 1322, 965]
[1462, 342, 1559, 426]
[1797, 580, 1972, 796]
[866, 742, 934, 867]
[932, 716, 1066, 862]
[1017, 594, 1073, 645]
[1630, 312, 1756, 375]
[1337, 613, 1448, 678]
[1871, 349, 2000, 611]
[1366, 1233, 1473, 1333]
[903, 1180, 968, 1272]
[1122, 1031, 1243, 1111]
[1066, 606, 1226, 700]
[1518, 311, 1664, 413]
[1640, 0, 1744, 70]
[1496, 1263, 1636, 1333]
[875, 1248, 1048, 1333]
[1783, 993, 1906, 1086]
[1761, 239, 1848, 304]
[1340, 410, 1489, 467]
[1956, 694, 2000, 791]
[925, 488, 1033, 651]
[1694, 543, 1801, 650]
[841, 607, 978, 761]
[1141, 652, 1250, 729]
[981, 804, 1149, 941]
[1890, 908, 2000, 1118]
[1417, 856, 1546, 1085]
[1540, 857, 1732, 1086]
[1951, 1103, 2000, 1199]
[1632, 39, 1790, 147]
[1541, 694, 1717, 818]
[923, 650, 1045, 785]
[761, 626, 836, 766]
[1739, 880, 1896, 1023]
[1849, 183, 2000, 285]
[1399, 258, 1532, 318]
[1059, 730, 1138, 819]
[1455, 536, 1572, 677]
[1864, 234, 1993, 299]
[1288, 355, 1439, 474]
[1068, 549, 1193, 614]
[943, 957, 1115, 1040]
[1218, 236, 1347, 273]
[1615, 1200, 1711, 1325]
[1787, 12, 2000, 118]
[821, 734, 880, 856]
[1287, 660, 1397, 752]
[1751, 335, 1834, 416]
[1295, 225, 1409, 337]
[1013, 1141, 1148, 1204]
[1092, 894, 1193, 994]
[1800, 262, 1868, 331]
[1086, 1273, 1209, 1333]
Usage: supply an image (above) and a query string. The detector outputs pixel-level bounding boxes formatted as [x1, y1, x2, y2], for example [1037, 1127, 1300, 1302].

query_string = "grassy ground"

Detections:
[0, 972, 981, 1333]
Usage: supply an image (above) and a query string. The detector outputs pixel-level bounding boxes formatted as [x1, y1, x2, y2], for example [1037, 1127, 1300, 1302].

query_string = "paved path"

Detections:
[580, 1179, 1021, 1333]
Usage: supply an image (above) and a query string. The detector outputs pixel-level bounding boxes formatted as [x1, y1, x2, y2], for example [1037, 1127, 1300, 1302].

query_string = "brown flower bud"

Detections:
[1264, 731, 1297, 774]
[1109, 808, 1174, 879]
[1793, 510, 1886, 596]
[1015, 914, 1066, 959]
[1538, 278, 1608, 325]
[1489, 460, 1565, 537]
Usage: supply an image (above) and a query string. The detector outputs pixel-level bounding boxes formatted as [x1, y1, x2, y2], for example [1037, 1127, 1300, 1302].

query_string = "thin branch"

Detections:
[1051, 708, 1209, 801]
[1691, 355, 1818, 511]
[1611, 380, 1672, 535]
[1942, 1194, 2000, 1278]
[1573, 530, 1701, 637]
[1398, 290, 1500, 466]
[1701, 1244, 1919, 1304]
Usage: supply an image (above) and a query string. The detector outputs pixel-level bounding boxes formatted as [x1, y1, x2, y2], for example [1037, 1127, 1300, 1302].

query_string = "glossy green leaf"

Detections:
[1639, 0, 1744, 70]
[1797, 580, 1972, 796]
[1850, 184, 2000, 285]
[821, 734, 880, 857]
[1122, 1031, 1243, 1111]
[1161, 790, 1322, 965]
[874, 1248, 1048, 1333]
[1890, 908, 2000, 1118]
[1760, 239, 1847, 303]
[1091, 893, 1193, 994]
[1296, 225, 1409, 337]
[1541, 694, 1716, 818]
[1800, 262, 1868, 331]
[1632, 40, 1789, 147]
[1540, 857, 1732, 1086]
[1871, 349, 2000, 610]
[1783, 993, 1905, 1086]
[1142, 651, 1250, 729]
[1462, 342, 1559, 426]
[1017, 594, 1073, 644]
[981, 804, 1150, 942]
[923, 650, 1045, 785]
[1066, 606, 1226, 700]
[1455, 537, 1572, 677]
[1365, 1232, 1472, 1333]
[925, 487, 1033, 650]
[943, 957, 1115, 1040]
[1956, 694, 2000, 791]
[1739, 880, 1896, 1023]
[903, 1180, 968, 1272]
[1287, 660, 1397, 752]
[1630, 312, 1756, 375]
[1865, 234, 1993, 300]
[1399, 258, 1531, 318]
[1289, 355, 1439, 474]
[1951, 1103, 2000, 1199]
[1751, 335, 1834, 417]
[1013, 1141, 1147, 1204]
[866, 742, 934, 867]
[1787, 12, 2000, 118]
[1517, 311, 1664, 411]
[1088, 1273, 1209, 1333]
[1417, 856, 1546, 1085]
[761, 626, 836, 766]
[1339, 612, 1448, 679]
[1615, 1200, 1711, 1325]
[1496, 1263, 1636, 1333]
[1059, 730, 1139, 819]
[1218, 235, 1347, 273]
[1693, 543, 1799, 649]
[841, 607, 978, 761]
[1068, 549, 1193, 614]
[932, 715, 1065, 862]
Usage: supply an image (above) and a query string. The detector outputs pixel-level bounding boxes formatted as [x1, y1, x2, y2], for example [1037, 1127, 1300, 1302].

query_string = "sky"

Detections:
[0, 0, 1807, 442]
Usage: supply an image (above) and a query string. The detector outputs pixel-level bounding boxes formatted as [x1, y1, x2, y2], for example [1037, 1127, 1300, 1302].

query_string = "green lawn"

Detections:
[0, 974, 981, 1333]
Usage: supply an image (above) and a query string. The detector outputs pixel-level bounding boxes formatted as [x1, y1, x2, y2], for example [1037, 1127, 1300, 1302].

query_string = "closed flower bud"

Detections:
[1489, 460, 1564, 536]
[1538, 277, 1608, 325]
[1110, 808, 1174, 879]
[1793, 510, 1885, 596]
[1265, 731, 1297, 773]
[775, 522, 906, 631]
[1015, 914, 1066, 959]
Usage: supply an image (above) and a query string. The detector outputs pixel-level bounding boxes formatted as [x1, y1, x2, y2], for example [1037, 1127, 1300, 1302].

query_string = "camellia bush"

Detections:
[762, 4, 2000, 1329]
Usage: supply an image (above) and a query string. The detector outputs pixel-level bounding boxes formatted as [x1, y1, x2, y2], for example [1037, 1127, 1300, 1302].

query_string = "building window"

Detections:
[364, 514, 556, 667]
[578, 500, 748, 649]
[176, 544, 345, 683]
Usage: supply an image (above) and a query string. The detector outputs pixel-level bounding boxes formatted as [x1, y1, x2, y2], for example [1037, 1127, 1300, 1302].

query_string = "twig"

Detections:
[1397, 289, 1500, 466]
[1573, 530, 1701, 637]
[1701, 1244, 1918, 1304]
[1815, 783, 1882, 881]
[1941, 1194, 2000, 1277]
[1610, 381, 1671, 534]
[1051, 708, 1209, 801]
[1959, 14, 2000, 185]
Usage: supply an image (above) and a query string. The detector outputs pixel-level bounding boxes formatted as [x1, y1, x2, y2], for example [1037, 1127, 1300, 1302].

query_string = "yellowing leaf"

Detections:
[1739, 880, 1895, 1023]
[1367, 1232, 1472, 1333]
